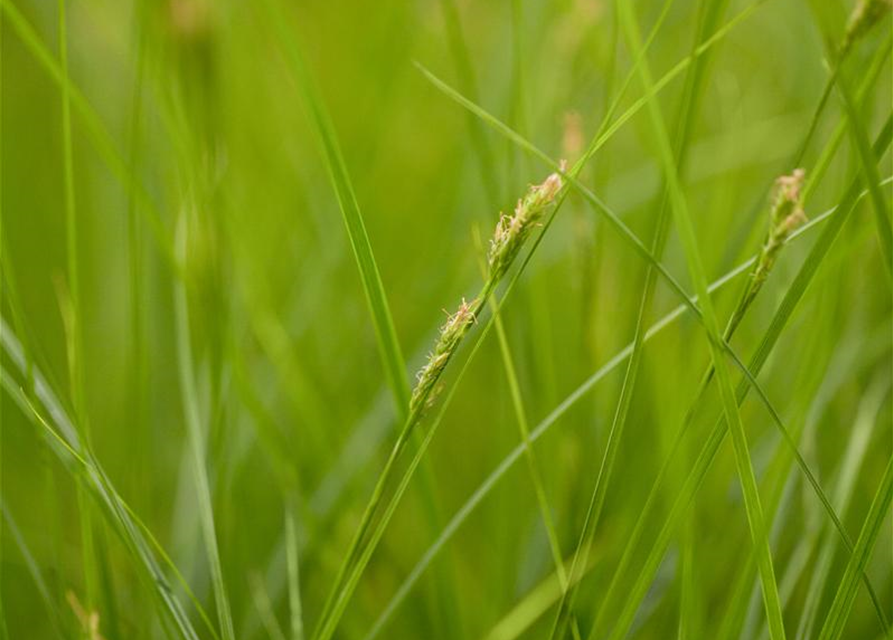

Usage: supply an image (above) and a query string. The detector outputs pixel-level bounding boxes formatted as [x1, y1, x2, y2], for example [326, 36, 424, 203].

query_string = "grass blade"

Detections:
[55, 2, 118, 632]
[0, 0, 178, 272]
[1, 501, 67, 637]
[260, 6, 468, 636]
[174, 220, 236, 640]
[546, 0, 728, 634]
[805, 1, 893, 278]
[0, 342, 204, 640]
[599, 114, 893, 640]
[6, 373, 222, 640]
[361, 192, 864, 639]
[834, 71, 893, 277]
[0, 5, 6, 635]
[794, 376, 887, 639]
[439, 0, 500, 209]
[249, 572, 289, 640]
[613, 3, 797, 637]
[285, 498, 306, 640]
[263, 0, 410, 417]
[475, 228, 579, 638]
[817, 456, 893, 640]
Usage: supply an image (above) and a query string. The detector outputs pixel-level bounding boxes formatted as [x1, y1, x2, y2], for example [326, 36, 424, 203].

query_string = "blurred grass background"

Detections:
[1, 0, 892, 638]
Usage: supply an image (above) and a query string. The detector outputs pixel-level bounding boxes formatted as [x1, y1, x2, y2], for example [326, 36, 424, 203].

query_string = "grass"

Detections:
[1, 0, 892, 639]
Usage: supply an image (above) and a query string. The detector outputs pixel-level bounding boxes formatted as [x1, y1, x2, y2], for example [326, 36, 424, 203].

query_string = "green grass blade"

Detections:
[476, 221, 887, 640]
[0, 351, 203, 640]
[1, 501, 67, 637]
[802, 31, 891, 204]
[285, 498, 306, 640]
[795, 377, 887, 639]
[489, 293, 567, 585]
[7, 378, 222, 640]
[0, 6, 6, 636]
[803, 2, 893, 278]
[125, 0, 151, 527]
[546, 0, 729, 634]
[174, 221, 236, 640]
[817, 456, 893, 640]
[361, 193, 859, 640]
[677, 518, 696, 639]
[834, 71, 893, 278]
[615, 3, 785, 637]
[263, 0, 411, 417]
[0, 0, 178, 272]
[792, 70, 837, 168]
[55, 2, 106, 629]
[472, 228, 567, 592]
[479, 237, 580, 638]
[249, 572, 288, 640]
[57, 0, 81, 409]
[439, 0, 500, 209]
[484, 552, 594, 640]
[599, 114, 893, 640]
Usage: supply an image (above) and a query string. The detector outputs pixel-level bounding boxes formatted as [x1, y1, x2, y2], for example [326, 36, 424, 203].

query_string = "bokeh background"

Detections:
[2, 0, 892, 638]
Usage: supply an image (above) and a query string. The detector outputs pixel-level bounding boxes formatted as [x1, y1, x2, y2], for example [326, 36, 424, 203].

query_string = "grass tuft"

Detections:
[2, 2, 891, 639]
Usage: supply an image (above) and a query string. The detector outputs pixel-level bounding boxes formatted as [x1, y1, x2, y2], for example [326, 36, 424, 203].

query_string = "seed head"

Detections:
[752, 169, 807, 289]
[487, 164, 565, 281]
[410, 297, 479, 414]
[408, 167, 565, 417]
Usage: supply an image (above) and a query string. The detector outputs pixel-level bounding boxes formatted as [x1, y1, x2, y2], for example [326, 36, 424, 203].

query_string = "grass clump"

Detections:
[1, 1, 891, 640]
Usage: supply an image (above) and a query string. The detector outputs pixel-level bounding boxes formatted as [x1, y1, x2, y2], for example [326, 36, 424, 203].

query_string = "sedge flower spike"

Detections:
[409, 166, 565, 416]
[410, 297, 479, 414]
[487, 164, 565, 282]
[751, 168, 808, 292]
